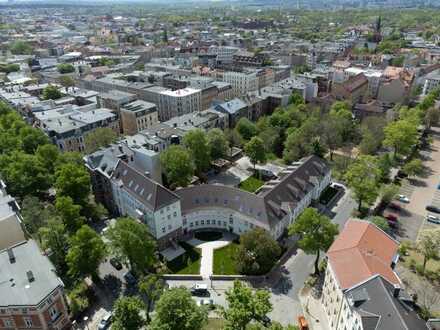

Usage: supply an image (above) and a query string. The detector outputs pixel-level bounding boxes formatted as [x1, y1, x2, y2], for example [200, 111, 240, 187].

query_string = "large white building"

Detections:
[158, 88, 201, 121]
[222, 70, 258, 97]
[207, 46, 239, 65]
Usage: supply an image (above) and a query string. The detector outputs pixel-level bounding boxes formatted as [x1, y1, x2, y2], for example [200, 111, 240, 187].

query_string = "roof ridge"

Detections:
[379, 276, 410, 330]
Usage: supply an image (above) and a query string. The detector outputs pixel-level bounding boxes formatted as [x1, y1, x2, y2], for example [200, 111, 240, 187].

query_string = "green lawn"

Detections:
[239, 176, 264, 193]
[203, 318, 225, 330]
[213, 243, 239, 275]
[167, 242, 201, 274]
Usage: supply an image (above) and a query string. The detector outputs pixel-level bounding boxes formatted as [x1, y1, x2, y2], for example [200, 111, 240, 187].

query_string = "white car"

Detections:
[398, 195, 410, 203]
[98, 312, 112, 330]
[427, 214, 440, 224]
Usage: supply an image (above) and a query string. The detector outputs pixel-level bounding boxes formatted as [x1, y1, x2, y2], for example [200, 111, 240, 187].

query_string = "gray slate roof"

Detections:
[177, 155, 329, 229]
[0, 240, 63, 307]
[345, 276, 428, 330]
[112, 161, 179, 211]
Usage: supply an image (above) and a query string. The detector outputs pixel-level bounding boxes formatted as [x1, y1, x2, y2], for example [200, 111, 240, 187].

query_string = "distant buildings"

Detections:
[158, 88, 201, 121]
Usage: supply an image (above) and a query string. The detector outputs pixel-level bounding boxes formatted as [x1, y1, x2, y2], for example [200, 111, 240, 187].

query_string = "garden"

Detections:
[166, 242, 201, 274]
[238, 175, 265, 193]
[213, 242, 239, 275]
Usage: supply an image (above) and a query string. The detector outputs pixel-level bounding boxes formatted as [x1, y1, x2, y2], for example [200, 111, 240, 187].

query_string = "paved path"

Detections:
[187, 234, 234, 279]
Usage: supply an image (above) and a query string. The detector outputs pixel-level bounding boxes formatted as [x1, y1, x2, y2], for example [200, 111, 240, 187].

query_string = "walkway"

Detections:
[187, 233, 235, 279]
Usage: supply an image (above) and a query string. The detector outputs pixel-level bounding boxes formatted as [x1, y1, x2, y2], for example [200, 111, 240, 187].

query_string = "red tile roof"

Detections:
[327, 220, 400, 290]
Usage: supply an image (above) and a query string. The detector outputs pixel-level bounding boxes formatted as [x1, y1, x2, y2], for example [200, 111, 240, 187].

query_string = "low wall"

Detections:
[161, 274, 203, 281]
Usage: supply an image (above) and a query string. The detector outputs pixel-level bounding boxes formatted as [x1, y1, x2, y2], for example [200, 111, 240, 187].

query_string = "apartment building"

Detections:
[163, 109, 228, 132]
[321, 220, 427, 330]
[422, 69, 440, 95]
[121, 100, 159, 136]
[97, 90, 137, 112]
[35, 106, 119, 152]
[207, 46, 239, 65]
[158, 88, 202, 121]
[222, 70, 258, 97]
[0, 240, 70, 330]
[0, 180, 25, 251]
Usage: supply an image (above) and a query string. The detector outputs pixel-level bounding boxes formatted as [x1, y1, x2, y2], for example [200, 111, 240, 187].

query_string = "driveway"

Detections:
[187, 233, 235, 279]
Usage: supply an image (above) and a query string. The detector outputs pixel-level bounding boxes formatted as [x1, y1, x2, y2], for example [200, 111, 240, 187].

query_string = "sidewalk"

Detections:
[299, 288, 330, 330]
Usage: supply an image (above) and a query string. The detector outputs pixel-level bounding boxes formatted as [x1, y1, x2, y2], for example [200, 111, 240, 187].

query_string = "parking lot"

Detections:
[391, 128, 440, 242]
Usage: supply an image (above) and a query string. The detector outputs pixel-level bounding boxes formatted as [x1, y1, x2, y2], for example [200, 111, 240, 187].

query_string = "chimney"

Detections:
[7, 249, 15, 264]
[26, 270, 35, 283]
[393, 284, 400, 298]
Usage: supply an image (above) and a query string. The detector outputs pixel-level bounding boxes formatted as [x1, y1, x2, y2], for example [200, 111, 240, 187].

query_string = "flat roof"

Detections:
[159, 88, 201, 97]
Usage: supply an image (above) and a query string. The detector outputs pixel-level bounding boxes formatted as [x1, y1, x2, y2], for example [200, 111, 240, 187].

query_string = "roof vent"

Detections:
[7, 249, 15, 264]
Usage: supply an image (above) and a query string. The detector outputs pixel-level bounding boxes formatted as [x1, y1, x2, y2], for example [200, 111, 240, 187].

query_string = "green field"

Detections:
[167, 242, 201, 274]
[238, 176, 264, 193]
[213, 243, 239, 275]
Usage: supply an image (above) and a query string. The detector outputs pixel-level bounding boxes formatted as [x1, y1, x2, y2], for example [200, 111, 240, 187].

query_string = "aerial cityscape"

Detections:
[0, 0, 440, 329]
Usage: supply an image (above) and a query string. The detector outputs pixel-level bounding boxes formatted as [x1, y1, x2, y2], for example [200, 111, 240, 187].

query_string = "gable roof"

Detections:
[327, 219, 400, 290]
[341, 73, 368, 93]
[111, 160, 179, 211]
[345, 276, 428, 330]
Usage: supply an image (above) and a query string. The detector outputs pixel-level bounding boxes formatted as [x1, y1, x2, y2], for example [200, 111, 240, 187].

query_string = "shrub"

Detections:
[68, 282, 89, 317]
[409, 258, 416, 272]
[415, 263, 425, 275]
[399, 241, 410, 256]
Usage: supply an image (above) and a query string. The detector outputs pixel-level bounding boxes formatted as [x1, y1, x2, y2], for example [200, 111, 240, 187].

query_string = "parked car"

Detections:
[385, 214, 398, 222]
[397, 195, 410, 203]
[123, 271, 137, 286]
[426, 205, 440, 214]
[191, 283, 209, 297]
[397, 170, 408, 178]
[110, 257, 123, 271]
[427, 214, 440, 224]
[388, 202, 401, 210]
[98, 312, 112, 330]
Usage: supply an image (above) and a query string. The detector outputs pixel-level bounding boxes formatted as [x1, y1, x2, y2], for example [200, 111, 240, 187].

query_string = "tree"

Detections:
[21, 196, 51, 235]
[380, 184, 399, 204]
[244, 137, 266, 171]
[38, 217, 68, 273]
[236, 118, 257, 141]
[345, 155, 381, 211]
[84, 127, 118, 154]
[9, 40, 32, 55]
[68, 282, 90, 317]
[288, 208, 338, 275]
[106, 217, 156, 274]
[36, 144, 60, 174]
[139, 274, 166, 323]
[66, 225, 106, 280]
[0, 63, 20, 73]
[0, 152, 52, 198]
[55, 163, 91, 206]
[207, 128, 229, 159]
[55, 196, 86, 233]
[369, 216, 390, 232]
[424, 107, 440, 129]
[150, 287, 207, 330]
[236, 228, 281, 275]
[222, 281, 272, 330]
[320, 116, 343, 160]
[225, 128, 243, 149]
[57, 63, 75, 74]
[42, 85, 63, 100]
[359, 117, 386, 155]
[288, 92, 304, 106]
[58, 76, 75, 88]
[383, 119, 418, 157]
[416, 229, 440, 272]
[160, 145, 195, 188]
[19, 126, 50, 154]
[403, 158, 424, 178]
[112, 296, 145, 330]
[183, 129, 211, 174]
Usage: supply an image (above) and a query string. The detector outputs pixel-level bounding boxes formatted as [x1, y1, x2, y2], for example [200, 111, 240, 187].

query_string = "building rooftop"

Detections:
[0, 240, 63, 307]
[327, 220, 400, 290]
[159, 87, 201, 97]
[215, 98, 247, 115]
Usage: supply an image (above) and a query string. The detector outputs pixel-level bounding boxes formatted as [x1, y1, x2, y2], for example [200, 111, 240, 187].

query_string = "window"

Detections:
[201, 220, 204, 225]
[4, 319, 13, 327]
[24, 318, 32, 328]
[167, 215, 171, 220]
[162, 227, 166, 233]
[173, 212, 177, 217]
[207, 220, 210, 225]
[49, 306, 58, 321]
[195, 221, 199, 226]
[190, 222, 194, 227]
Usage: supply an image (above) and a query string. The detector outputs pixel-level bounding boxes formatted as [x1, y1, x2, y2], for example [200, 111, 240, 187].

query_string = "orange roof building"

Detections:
[326, 219, 400, 290]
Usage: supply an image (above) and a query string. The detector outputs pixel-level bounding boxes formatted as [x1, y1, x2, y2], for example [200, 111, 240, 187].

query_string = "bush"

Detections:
[68, 282, 89, 317]
[399, 241, 410, 256]
[409, 258, 416, 272]
[415, 263, 425, 275]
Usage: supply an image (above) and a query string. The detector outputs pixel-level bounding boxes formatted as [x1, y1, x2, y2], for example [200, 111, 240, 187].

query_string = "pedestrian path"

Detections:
[187, 233, 234, 279]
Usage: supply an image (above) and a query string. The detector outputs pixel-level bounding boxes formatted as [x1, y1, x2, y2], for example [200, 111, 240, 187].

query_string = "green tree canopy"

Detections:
[150, 287, 207, 330]
[9, 40, 32, 55]
[57, 63, 75, 74]
[369, 216, 390, 232]
[222, 281, 273, 330]
[66, 225, 106, 280]
[38, 216, 68, 273]
[19, 126, 50, 154]
[236, 118, 257, 141]
[416, 229, 440, 272]
[236, 228, 281, 275]
[244, 136, 267, 171]
[21, 196, 52, 235]
[383, 119, 418, 157]
[42, 85, 63, 100]
[55, 196, 86, 233]
[112, 296, 146, 330]
[106, 217, 156, 274]
[183, 129, 211, 174]
[160, 145, 195, 188]
[289, 208, 338, 275]
[84, 127, 118, 154]
[403, 158, 424, 178]
[139, 274, 166, 323]
[207, 128, 229, 159]
[55, 163, 91, 206]
[345, 155, 381, 211]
